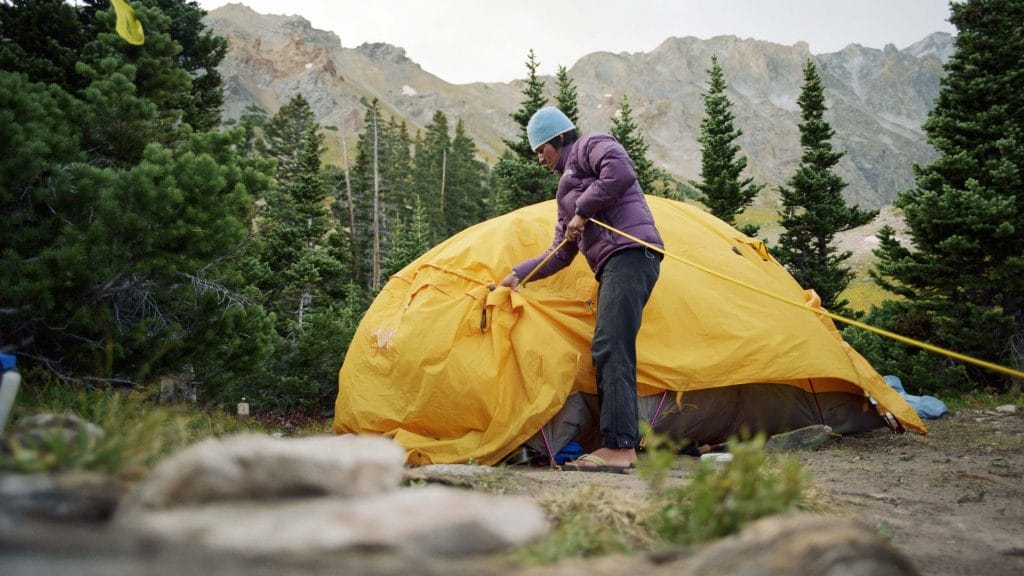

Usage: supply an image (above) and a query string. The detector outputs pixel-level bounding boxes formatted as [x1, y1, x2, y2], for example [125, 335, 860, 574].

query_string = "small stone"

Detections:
[766, 424, 834, 452]
[995, 404, 1017, 414]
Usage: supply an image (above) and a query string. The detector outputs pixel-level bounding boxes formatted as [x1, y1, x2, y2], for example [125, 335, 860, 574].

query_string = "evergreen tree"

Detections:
[445, 118, 491, 234]
[147, 0, 228, 131]
[0, 70, 275, 388]
[347, 99, 414, 291]
[250, 97, 351, 334]
[853, 0, 1024, 393]
[381, 196, 433, 279]
[0, 1, 276, 393]
[609, 94, 665, 196]
[493, 50, 558, 213]
[774, 59, 877, 318]
[555, 65, 580, 129]
[413, 109, 451, 238]
[0, 0, 98, 94]
[259, 95, 317, 189]
[505, 49, 548, 160]
[237, 97, 357, 410]
[690, 55, 763, 235]
[380, 117, 413, 217]
[237, 103, 267, 154]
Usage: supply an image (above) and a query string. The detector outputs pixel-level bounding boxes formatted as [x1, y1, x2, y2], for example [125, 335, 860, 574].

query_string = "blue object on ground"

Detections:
[883, 375, 949, 419]
[0, 353, 15, 373]
[554, 441, 585, 464]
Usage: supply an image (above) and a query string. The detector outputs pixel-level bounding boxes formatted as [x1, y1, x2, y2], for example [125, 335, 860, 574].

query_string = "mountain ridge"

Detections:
[205, 3, 952, 209]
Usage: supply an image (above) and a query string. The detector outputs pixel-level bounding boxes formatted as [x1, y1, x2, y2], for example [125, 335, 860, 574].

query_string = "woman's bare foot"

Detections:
[565, 447, 636, 471]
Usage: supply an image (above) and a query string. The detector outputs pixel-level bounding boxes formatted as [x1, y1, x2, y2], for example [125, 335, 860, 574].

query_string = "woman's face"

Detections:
[535, 140, 561, 171]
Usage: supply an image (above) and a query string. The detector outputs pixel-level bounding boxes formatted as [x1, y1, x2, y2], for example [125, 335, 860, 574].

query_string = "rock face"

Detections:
[205, 3, 952, 209]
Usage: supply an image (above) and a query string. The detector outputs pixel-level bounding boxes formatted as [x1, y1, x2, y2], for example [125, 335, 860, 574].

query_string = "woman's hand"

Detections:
[499, 271, 521, 290]
[566, 214, 588, 241]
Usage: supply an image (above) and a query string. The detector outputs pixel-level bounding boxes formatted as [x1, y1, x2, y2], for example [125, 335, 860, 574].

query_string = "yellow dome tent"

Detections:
[334, 196, 925, 465]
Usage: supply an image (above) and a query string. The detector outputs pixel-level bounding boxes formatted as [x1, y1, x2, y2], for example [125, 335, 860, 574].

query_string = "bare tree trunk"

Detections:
[297, 289, 309, 330]
[440, 148, 447, 224]
[340, 133, 358, 280]
[372, 113, 381, 292]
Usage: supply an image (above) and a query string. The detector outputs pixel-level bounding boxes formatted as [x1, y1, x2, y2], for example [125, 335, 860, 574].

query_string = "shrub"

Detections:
[643, 433, 806, 545]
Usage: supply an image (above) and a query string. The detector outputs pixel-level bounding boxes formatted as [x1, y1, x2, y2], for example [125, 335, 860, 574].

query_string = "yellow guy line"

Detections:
[519, 238, 570, 286]
[589, 218, 1024, 381]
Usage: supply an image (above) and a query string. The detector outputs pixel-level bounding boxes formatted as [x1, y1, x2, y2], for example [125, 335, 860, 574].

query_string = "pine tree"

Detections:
[506, 50, 548, 160]
[381, 196, 433, 279]
[775, 59, 877, 318]
[382, 117, 414, 218]
[445, 118, 491, 234]
[148, 0, 229, 131]
[0, 1, 276, 393]
[555, 65, 580, 129]
[346, 101, 383, 287]
[0, 0, 97, 94]
[413, 109, 451, 238]
[609, 94, 665, 196]
[0, 71, 276, 387]
[259, 95, 318, 189]
[241, 94, 353, 349]
[347, 99, 414, 291]
[493, 50, 558, 213]
[855, 0, 1024, 393]
[691, 55, 763, 235]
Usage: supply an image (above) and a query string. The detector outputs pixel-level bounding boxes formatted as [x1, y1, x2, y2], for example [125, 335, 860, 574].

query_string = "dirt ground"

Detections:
[1, 406, 1020, 576]
[499, 405, 1024, 576]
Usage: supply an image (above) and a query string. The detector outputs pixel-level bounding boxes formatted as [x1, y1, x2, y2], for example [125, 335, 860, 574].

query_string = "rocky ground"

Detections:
[527, 405, 1024, 576]
[1, 406, 1021, 576]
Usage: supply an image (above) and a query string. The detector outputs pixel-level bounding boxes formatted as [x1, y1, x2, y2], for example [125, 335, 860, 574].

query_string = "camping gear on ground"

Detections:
[334, 196, 925, 465]
[882, 375, 949, 419]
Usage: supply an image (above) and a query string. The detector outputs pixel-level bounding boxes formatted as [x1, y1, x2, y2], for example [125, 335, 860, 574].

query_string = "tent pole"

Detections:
[807, 378, 827, 427]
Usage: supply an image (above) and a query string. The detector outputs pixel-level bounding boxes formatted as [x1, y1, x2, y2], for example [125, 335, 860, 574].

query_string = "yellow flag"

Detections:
[111, 0, 145, 45]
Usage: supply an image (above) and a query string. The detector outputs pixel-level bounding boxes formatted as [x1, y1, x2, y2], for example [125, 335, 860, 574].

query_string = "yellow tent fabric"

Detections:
[334, 196, 925, 465]
[111, 0, 145, 45]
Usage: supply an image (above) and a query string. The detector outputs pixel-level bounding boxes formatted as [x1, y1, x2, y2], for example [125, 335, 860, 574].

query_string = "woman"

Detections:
[499, 107, 663, 472]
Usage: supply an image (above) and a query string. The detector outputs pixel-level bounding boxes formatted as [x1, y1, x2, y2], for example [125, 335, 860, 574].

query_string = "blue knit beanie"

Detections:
[527, 107, 575, 151]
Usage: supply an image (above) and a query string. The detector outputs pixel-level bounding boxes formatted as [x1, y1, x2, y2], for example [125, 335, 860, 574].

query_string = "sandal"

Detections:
[562, 453, 633, 474]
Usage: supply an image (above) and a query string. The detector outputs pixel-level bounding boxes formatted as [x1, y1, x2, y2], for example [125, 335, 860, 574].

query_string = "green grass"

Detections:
[940, 390, 1024, 411]
[840, 276, 893, 314]
[0, 370, 332, 477]
[515, 431, 807, 562]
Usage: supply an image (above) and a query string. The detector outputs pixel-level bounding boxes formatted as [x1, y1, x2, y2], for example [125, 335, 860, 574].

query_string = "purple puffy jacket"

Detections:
[513, 133, 664, 282]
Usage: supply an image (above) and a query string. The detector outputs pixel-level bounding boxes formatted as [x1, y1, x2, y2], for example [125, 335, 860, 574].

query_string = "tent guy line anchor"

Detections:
[580, 217, 1024, 381]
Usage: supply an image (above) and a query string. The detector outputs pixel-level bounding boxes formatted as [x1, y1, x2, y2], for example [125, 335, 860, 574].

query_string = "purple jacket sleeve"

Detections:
[512, 216, 579, 283]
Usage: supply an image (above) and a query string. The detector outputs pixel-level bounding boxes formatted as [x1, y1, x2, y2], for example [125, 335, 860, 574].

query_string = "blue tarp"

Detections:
[883, 375, 949, 419]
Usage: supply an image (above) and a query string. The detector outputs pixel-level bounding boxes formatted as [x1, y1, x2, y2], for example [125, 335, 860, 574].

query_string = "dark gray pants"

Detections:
[592, 247, 661, 449]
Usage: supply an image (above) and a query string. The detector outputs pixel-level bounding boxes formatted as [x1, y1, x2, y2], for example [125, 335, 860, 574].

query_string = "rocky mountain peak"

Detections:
[355, 42, 411, 64]
[206, 5, 951, 209]
[903, 32, 956, 62]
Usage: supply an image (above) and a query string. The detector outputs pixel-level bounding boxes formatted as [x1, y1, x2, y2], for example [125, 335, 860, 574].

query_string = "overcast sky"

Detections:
[196, 0, 956, 85]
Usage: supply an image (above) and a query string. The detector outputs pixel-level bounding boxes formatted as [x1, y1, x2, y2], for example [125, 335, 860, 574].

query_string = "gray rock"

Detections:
[3, 412, 105, 449]
[766, 424, 834, 452]
[0, 471, 123, 522]
[995, 404, 1017, 414]
[115, 486, 548, 557]
[117, 433, 405, 513]
[671, 513, 920, 576]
